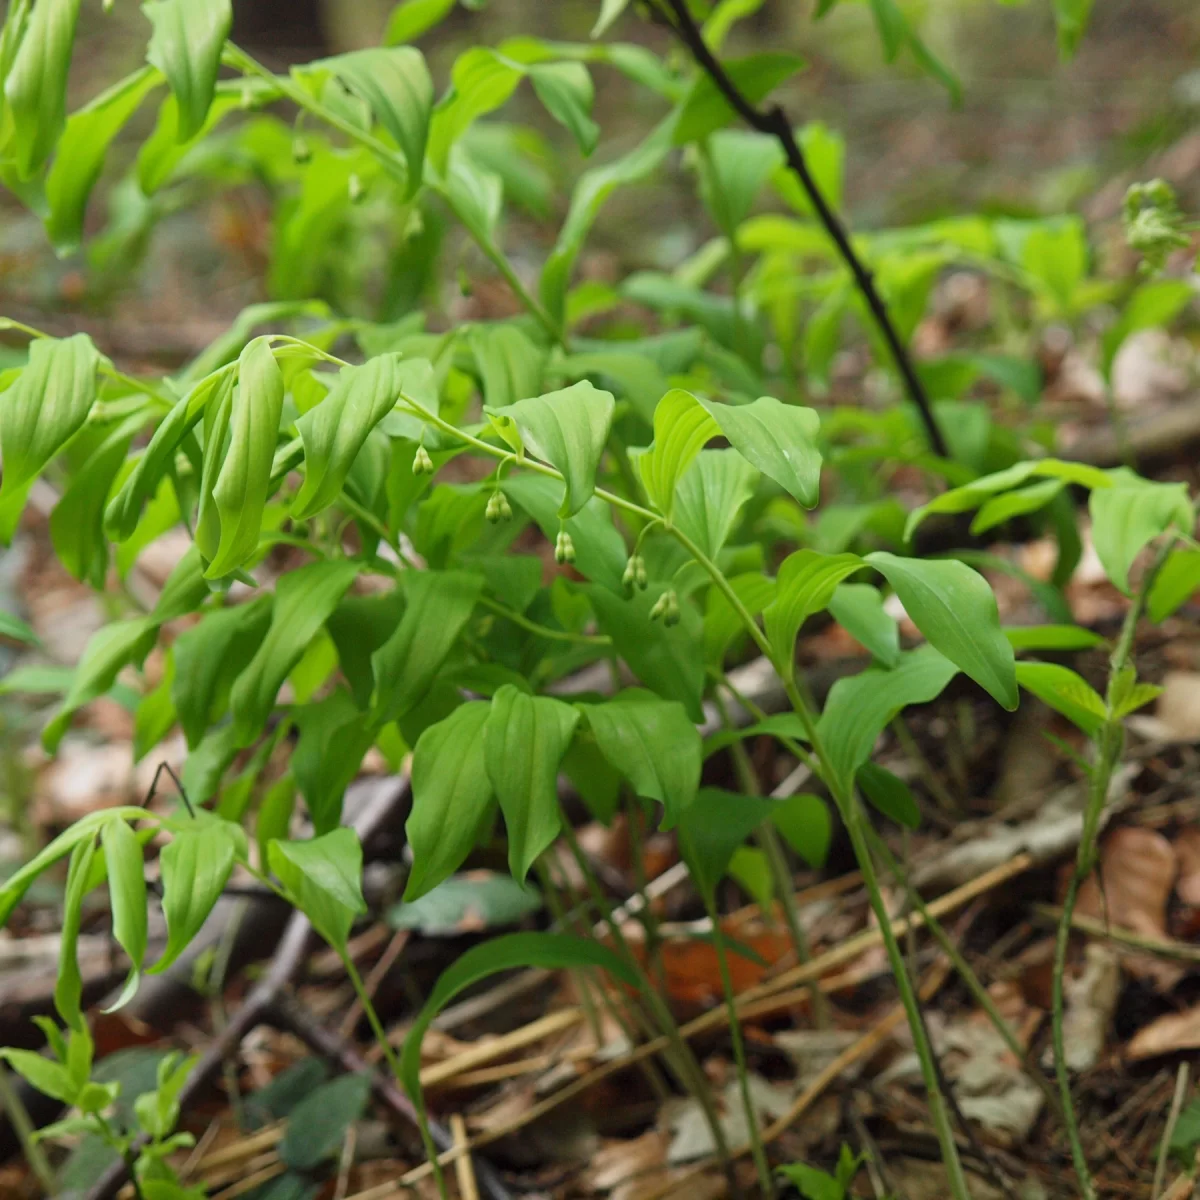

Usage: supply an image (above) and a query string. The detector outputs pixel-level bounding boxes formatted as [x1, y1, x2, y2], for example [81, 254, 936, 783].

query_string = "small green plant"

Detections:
[1, 1026, 201, 1200]
[0, 1, 1191, 1198]
[777, 1144, 864, 1200]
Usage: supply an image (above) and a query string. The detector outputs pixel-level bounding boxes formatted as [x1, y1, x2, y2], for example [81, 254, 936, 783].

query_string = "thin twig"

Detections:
[1155, 1064, 1191, 1199]
[648, 0, 949, 458]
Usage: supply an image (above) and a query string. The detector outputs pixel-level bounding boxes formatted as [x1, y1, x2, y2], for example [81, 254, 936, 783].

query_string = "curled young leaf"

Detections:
[144, 0, 232, 140]
[0, 334, 101, 542]
[204, 337, 284, 578]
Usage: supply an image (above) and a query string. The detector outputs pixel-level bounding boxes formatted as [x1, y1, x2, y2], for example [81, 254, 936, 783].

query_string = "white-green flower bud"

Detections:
[554, 531, 575, 565]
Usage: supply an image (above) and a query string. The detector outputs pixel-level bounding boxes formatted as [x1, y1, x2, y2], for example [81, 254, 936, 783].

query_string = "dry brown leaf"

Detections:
[1174, 826, 1200, 906]
[1076, 826, 1181, 989]
[1127, 1004, 1200, 1061]
[1057, 943, 1121, 1071]
[1156, 672, 1200, 742]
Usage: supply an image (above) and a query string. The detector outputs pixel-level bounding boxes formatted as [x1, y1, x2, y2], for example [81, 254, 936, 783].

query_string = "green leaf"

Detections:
[673, 449, 758, 560]
[44, 617, 158, 752]
[280, 1073, 372, 1171]
[771, 793, 831, 869]
[143, 0, 231, 141]
[586, 584, 706, 722]
[727, 845, 773, 909]
[106, 366, 230, 541]
[701, 130, 781, 236]
[591, 0, 632, 37]
[51, 413, 147, 588]
[150, 820, 238, 974]
[427, 48, 522, 173]
[172, 598, 270, 750]
[486, 380, 615, 517]
[673, 53, 805, 144]
[292, 691, 376, 836]
[269, 829, 366, 955]
[101, 819, 148, 1012]
[256, 775, 296, 876]
[1004, 624, 1104, 652]
[0, 1049, 75, 1105]
[540, 115, 676, 327]
[469, 323, 547, 410]
[386, 0, 457, 43]
[0, 608, 37, 646]
[866, 552, 1017, 710]
[583, 690, 700, 830]
[484, 685, 579, 882]
[763, 550, 866, 675]
[1089, 478, 1193, 595]
[55, 835, 97, 1030]
[1054, 0, 1094, 57]
[856, 761, 919, 829]
[904, 458, 1111, 541]
[827, 583, 900, 667]
[1015, 662, 1107, 736]
[322, 48, 433, 199]
[371, 570, 482, 722]
[971, 477, 1065, 535]
[229, 560, 359, 746]
[1102, 279, 1195, 379]
[399, 932, 637, 1106]
[1111, 680, 1162, 720]
[326, 589, 407, 710]
[204, 338, 285, 578]
[293, 353, 408, 519]
[0, 334, 100, 541]
[405, 701, 494, 900]
[1149, 548, 1200, 623]
[0, 807, 148, 928]
[638, 388, 719, 519]
[643, 391, 822, 515]
[392, 872, 541, 935]
[2, 0, 83, 178]
[44, 66, 161, 255]
[817, 646, 960, 793]
[677, 787, 777, 900]
[527, 61, 598, 156]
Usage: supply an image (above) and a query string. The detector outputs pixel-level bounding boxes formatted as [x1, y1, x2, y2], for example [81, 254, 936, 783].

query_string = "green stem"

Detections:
[700, 884, 775, 1198]
[866, 825, 1062, 1121]
[223, 44, 566, 350]
[1051, 536, 1174, 1200]
[711, 684, 830, 1028]
[479, 595, 612, 647]
[558, 822, 741, 1196]
[0, 1062, 55, 1194]
[345, 955, 447, 1200]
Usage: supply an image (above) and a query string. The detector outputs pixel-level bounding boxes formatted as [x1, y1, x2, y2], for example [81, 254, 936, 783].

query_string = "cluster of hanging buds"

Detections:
[649, 589, 680, 627]
[485, 490, 513, 523]
[292, 134, 312, 165]
[554, 531, 576, 565]
[412, 445, 434, 475]
[621, 554, 648, 597]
